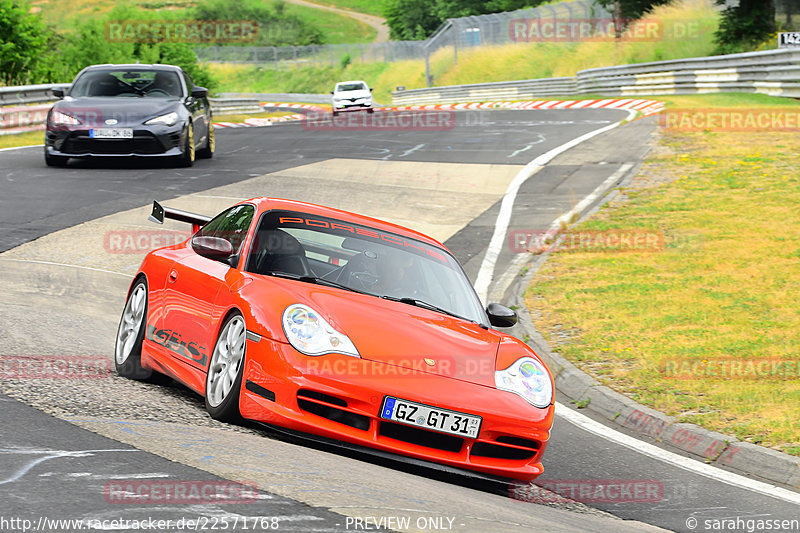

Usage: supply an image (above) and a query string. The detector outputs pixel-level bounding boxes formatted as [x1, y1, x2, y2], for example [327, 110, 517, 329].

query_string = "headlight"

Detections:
[145, 112, 178, 126]
[49, 111, 80, 125]
[495, 357, 552, 408]
[282, 304, 359, 357]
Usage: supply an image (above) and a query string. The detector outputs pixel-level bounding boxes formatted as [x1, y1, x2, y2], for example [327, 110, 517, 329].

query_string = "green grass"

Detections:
[282, 2, 376, 44]
[32, 0, 375, 45]
[525, 93, 800, 455]
[0, 131, 44, 149]
[301, 0, 388, 17]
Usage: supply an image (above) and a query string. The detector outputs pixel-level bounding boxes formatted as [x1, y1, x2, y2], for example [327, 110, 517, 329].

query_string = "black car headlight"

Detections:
[282, 304, 359, 357]
[145, 112, 178, 127]
[495, 357, 553, 408]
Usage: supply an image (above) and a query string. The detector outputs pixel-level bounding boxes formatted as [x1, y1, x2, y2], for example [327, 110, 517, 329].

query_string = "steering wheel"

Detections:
[147, 89, 170, 97]
[335, 251, 380, 292]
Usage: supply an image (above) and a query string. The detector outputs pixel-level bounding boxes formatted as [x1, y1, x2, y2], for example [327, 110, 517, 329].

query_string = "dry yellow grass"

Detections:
[0, 131, 45, 150]
[526, 94, 800, 455]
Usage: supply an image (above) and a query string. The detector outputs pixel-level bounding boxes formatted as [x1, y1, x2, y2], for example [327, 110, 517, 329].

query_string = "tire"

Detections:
[205, 312, 246, 422]
[177, 121, 195, 167]
[44, 148, 68, 167]
[367, 108, 374, 115]
[114, 279, 152, 380]
[197, 122, 214, 159]
[332, 110, 339, 117]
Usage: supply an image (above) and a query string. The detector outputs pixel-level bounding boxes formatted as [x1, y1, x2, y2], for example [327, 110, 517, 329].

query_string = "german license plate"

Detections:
[90, 128, 133, 139]
[380, 396, 481, 439]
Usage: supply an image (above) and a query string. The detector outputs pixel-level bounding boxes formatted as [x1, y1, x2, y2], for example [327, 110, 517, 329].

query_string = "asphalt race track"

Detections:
[1, 109, 799, 532]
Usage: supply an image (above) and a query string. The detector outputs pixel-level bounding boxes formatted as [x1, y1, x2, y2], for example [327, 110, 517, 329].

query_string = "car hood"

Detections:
[248, 278, 501, 387]
[334, 90, 371, 100]
[53, 97, 182, 126]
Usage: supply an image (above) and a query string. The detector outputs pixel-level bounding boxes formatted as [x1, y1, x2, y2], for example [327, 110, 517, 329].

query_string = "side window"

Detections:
[196, 204, 255, 258]
[182, 71, 194, 92]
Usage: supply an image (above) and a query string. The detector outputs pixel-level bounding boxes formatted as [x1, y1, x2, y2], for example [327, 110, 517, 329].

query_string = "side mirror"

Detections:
[369, 87, 374, 92]
[330, 91, 334, 95]
[191, 86, 208, 98]
[192, 235, 233, 261]
[486, 303, 517, 328]
[52, 88, 64, 98]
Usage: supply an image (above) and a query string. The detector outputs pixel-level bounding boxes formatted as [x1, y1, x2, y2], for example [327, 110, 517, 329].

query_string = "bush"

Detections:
[0, 0, 50, 85]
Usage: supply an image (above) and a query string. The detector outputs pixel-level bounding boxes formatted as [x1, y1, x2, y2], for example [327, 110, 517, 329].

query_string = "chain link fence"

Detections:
[194, 0, 612, 74]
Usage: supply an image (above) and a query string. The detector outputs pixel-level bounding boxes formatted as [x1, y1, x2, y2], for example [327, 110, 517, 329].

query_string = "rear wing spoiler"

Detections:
[148, 200, 211, 233]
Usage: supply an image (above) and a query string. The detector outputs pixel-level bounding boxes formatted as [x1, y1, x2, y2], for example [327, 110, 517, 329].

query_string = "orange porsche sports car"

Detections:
[115, 197, 554, 480]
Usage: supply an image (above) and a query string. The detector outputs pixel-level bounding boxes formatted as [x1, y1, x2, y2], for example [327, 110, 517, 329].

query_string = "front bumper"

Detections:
[333, 101, 373, 111]
[45, 124, 184, 158]
[240, 337, 553, 481]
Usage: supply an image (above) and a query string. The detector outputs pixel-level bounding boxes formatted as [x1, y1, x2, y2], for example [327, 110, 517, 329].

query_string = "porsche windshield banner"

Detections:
[263, 210, 452, 265]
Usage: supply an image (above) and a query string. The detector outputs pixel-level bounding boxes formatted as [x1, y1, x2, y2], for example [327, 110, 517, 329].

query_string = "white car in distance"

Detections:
[331, 80, 374, 116]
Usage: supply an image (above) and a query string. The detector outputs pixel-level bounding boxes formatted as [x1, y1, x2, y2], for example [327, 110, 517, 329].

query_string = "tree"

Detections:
[384, 0, 442, 40]
[594, 0, 672, 20]
[384, 0, 548, 40]
[714, 0, 777, 53]
[592, 0, 671, 38]
[0, 0, 49, 85]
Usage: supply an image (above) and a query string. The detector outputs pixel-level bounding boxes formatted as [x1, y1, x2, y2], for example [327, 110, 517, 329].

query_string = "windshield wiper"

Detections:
[381, 295, 477, 323]
[263, 271, 370, 295]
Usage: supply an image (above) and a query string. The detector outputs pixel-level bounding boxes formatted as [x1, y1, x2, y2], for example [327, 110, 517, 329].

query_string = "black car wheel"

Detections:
[178, 121, 195, 167]
[197, 122, 214, 159]
[44, 148, 68, 167]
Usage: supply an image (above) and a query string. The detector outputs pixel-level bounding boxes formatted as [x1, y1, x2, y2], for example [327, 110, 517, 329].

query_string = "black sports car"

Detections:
[45, 64, 213, 167]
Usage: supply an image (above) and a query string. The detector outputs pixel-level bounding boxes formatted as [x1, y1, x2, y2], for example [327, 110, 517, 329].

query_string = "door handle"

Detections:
[169, 269, 178, 282]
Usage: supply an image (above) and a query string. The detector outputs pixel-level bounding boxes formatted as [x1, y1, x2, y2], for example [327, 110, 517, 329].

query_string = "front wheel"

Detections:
[177, 122, 195, 167]
[114, 279, 152, 380]
[197, 122, 214, 159]
[205, 313, 246, 422]
[44, 148, 68, 167]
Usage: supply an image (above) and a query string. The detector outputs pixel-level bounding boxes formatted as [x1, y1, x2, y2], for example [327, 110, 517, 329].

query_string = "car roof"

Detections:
[335, 81, 368, 87]
[83, 64, 183, 72]
[244, 197, 447, 249]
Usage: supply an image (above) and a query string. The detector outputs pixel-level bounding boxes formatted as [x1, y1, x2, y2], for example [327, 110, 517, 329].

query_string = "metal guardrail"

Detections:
[0, 83, 70, 106]
[0, 96, 265, 135]
[208, 97, 263, 114]
[392, 48, 800, 104]
[391, 78, 577, 105]
[217, 92, 331, 105]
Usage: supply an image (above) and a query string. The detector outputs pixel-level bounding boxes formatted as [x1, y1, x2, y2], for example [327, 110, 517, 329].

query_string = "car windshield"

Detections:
[70, 69, 183, 98]
[246, 210, 487, 325]
[336, 83, 366, 92]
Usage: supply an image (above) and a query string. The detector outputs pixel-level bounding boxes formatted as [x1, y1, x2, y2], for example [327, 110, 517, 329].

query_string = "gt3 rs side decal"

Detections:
[146, 324, 208, 366]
